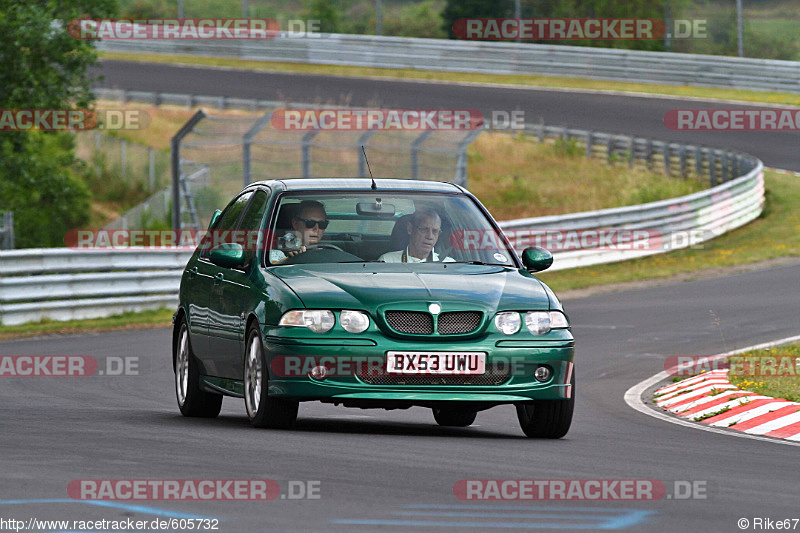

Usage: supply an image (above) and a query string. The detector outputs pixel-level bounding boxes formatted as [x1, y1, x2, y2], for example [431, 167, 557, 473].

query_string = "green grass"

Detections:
[729, 343, 800, 402]
[99, 51, 800, 107]
[0, 308, 174, 341]
[538, 170, 800, 293]
[694, 406, 731, 422]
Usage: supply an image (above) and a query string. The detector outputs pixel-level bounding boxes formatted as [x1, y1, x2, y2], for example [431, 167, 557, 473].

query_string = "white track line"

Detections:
[624, 334, 800, 447]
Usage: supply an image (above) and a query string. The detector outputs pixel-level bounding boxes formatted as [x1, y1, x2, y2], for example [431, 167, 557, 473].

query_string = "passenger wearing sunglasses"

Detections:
[270, 200, 329, 264]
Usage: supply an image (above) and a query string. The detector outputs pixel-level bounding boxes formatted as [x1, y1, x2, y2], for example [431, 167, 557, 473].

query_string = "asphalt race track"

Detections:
[92, 60, 800, 171]
[0, 62, 797, 532]
[1, 261, 799, 531]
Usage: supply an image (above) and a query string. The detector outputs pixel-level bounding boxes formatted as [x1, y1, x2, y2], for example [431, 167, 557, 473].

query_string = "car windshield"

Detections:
[265, 191, 517, 267]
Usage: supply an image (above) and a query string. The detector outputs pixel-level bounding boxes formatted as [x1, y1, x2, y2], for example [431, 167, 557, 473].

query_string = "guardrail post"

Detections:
[302, 130, 320, 178]
[722, 152, 729, 182]
[359, 129, 380, 178]
[679, 146, 687, 178]
[455, 126, 484, 188]
[537, 118, 544, 143]
[645, 139, 653, 169]
[585, 131, 593, 158]
[171, 110, 206, 230]
[148, 148, 155, 191]
[696, 147, 703, 177]
[629, 136, 635, 168]
[606, 135, 614, 163]
[709, 151, 717, 186]
[663, 144, 671, 177]
[242, 112, 272, 186]
[1, 212, 13, 250]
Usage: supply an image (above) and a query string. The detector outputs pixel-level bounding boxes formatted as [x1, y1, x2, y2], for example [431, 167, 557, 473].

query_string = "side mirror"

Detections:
[209, 209, 222, 229]
[209, 243, 245, 269]
[521, 247, 553, 272]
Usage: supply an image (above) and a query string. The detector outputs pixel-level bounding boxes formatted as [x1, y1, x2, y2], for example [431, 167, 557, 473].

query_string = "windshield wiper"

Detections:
[452, 261, 509, 266]
[339, 260, 386, 263]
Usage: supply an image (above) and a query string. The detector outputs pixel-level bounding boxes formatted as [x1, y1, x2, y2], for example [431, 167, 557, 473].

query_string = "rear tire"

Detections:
[432, 407, 477, 427]
[244, 324, 298, 429]
[516, 370, 575, 438]
[175, 319, 222, 418]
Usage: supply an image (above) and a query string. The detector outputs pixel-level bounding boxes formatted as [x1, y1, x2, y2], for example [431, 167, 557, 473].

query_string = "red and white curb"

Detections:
[624, 334, 800, 447]
[654, 370, 800, 441]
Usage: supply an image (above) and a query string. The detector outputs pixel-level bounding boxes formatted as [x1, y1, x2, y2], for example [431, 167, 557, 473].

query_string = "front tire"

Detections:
[432, 407, 477, 427]
[175, 319, 222, 418]
[244, 325, 298, 429]
[516, 370, 575, 438]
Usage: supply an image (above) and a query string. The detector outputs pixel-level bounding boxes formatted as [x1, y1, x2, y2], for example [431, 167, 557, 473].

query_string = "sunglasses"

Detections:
[296, 217, 329, 230]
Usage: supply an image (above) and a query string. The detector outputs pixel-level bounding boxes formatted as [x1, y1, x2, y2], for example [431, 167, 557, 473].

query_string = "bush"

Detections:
[0, 132, 91, 248]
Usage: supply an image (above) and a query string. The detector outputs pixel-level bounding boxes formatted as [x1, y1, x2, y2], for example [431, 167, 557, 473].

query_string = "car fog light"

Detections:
[309, 365, 329, 380]
[534, 366, 552, 382]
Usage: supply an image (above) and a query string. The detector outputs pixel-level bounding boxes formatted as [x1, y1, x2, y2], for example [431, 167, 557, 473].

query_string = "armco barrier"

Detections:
[97, 32, 800, 94]
[0, 249, 192, 325]
[498, 161, 764, 271]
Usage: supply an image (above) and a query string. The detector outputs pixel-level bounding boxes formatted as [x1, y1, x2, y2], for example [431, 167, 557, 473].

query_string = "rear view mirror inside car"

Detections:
[356, 198, 395, 217]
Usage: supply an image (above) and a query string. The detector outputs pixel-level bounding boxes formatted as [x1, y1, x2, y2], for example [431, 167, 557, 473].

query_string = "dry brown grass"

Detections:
[468, 132, 706, 220]
[93, 100, 261, 150]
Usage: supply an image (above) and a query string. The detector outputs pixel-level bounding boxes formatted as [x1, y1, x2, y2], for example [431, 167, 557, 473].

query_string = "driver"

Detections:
[270, 200, 329, 264]
[379, 208, 454, 263]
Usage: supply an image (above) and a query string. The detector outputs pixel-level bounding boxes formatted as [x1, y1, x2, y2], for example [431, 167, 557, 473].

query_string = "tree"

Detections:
[0, 0, 115, 248]
[441, 0, 515, 39]
[304, 0, 340, 34]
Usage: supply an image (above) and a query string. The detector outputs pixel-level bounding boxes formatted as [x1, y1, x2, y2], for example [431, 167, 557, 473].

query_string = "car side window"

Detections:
[237, 190, 268, 268]
[200, 191, 253, 259]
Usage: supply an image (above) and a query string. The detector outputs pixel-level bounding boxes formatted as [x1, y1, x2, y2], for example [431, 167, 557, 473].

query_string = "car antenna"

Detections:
[362, 145, 377, 190]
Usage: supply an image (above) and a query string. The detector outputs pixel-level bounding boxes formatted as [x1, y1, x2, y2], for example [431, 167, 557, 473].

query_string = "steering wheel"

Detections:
[306, 243, 346, 253]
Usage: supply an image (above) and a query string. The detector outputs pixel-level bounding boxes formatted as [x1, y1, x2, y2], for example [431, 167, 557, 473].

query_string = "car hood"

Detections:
[272, 263, 551, 311]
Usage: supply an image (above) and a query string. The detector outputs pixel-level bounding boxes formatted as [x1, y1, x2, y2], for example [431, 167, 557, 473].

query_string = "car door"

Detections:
[206, 189, 269, 379]
[198, 191, 253, 376]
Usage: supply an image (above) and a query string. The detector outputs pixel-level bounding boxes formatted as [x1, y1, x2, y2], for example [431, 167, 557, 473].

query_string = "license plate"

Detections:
[386, 351, 486, 375]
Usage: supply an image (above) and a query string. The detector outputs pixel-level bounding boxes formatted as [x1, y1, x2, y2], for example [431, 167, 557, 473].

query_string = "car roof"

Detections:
[246, 178, 464, 194]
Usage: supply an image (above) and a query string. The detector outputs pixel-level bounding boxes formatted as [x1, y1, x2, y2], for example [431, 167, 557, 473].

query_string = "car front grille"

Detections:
[356, 363, 511, 386]
[437, 311, 483, 334]
[384, 311, 434, 334]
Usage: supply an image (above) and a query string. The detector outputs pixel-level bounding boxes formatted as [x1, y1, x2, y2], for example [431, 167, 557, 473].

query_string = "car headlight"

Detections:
[525, 311, 551, 335]
[340, 310, 369, 333]
[279, 310, 335, 333]
[549, 310, 569, 329]
[495, 312, 521, 335]
[524, 311, 569, 334]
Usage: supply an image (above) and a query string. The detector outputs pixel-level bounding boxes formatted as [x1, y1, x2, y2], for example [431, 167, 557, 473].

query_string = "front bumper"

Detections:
[262, 328, 574, 404]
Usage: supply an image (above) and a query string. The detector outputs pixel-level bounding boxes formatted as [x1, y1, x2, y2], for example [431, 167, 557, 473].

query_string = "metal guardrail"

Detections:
[0, 249, 192, 325]
[0, 212, 14, 250]
[499, 163, 764, 271]
[94, 88, 342, 111]
[98, 33, 800, 94]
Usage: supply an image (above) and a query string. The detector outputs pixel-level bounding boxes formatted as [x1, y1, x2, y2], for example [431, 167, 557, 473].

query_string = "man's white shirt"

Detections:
[378, 247, 455, 263]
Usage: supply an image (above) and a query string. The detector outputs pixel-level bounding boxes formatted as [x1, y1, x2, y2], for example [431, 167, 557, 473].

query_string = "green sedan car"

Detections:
[172, 178, 575, 438]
